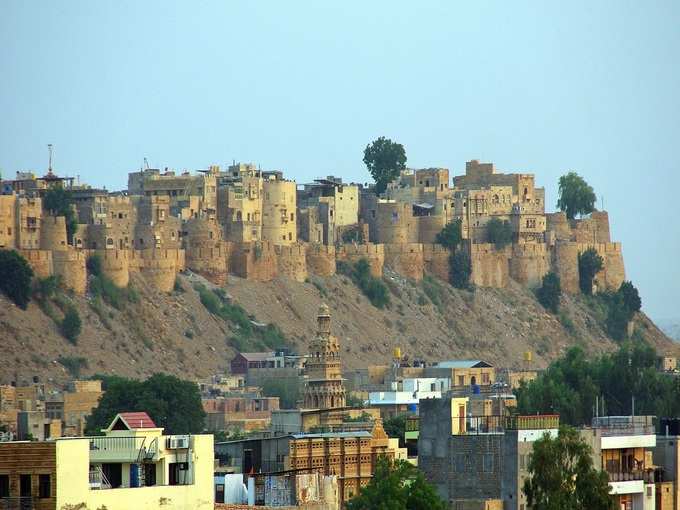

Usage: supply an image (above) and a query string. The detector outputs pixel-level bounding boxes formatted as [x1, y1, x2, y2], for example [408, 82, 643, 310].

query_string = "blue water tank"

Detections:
[472, 384, 481, 394]
[408, 403, 418, 413]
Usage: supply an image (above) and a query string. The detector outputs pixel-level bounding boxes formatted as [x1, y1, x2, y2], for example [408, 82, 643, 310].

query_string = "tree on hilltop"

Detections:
[524, 426, 614, 510]
[435, 219, 463, 251]
[557, 172, 596, 220]
[486, 217, 513, 249]
[363, 137, 407, 195]
[578, 248, 604, 295]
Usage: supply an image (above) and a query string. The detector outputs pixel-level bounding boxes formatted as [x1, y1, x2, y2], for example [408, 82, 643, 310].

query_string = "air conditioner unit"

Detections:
[167, 435, 190, 449]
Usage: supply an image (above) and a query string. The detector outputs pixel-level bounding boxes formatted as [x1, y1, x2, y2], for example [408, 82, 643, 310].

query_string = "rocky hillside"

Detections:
[1, 271, 676, 386]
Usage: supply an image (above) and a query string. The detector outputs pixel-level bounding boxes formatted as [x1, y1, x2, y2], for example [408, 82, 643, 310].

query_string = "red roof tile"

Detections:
[118, 412, 157, 429]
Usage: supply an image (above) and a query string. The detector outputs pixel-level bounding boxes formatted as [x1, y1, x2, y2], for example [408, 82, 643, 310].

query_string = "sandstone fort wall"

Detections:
[275, 243, 308, 282]
[509, 243, 550, 288]
[306, 244, 336, 277]
[383, 243, 424, 281]
[422, 244, 450, 281]
[470, 243, 509, 288]
[336, 243, 385, 278]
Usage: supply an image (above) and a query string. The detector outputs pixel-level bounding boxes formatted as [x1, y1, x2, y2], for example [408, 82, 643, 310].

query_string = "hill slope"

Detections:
[1, 271, 675, 386]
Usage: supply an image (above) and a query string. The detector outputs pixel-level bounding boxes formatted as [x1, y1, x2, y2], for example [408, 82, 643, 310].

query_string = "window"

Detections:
[482, 454, 493, 472]
[482, 373, 490, 384]
[20, 474, 31, 498]
[39, 474, 50, 498]
[457, 375, 465, 386]
[0, 475, 9, 498]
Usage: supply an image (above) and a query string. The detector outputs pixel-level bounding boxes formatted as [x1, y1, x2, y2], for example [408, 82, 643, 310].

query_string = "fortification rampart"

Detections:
[275, 243, 308, 282]
[306, 244, 336, 277]
[40, 215, 67, 251]
[383, 243, 424, 281]
[130, 249, 185, 292]
[509, 243, 550, 287]
[470, 243, 509, 288]
[17, 249, 53, 279]
[336, 243, 385, 278]
[95, 249, 131, 287]
[230, 241, 277, 282]
[53, 249, 87, 295]
[422, 243, 450, 281]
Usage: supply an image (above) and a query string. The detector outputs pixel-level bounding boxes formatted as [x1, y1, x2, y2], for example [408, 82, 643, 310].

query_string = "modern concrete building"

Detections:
[0, 411, 214, 510]
[583, 416, 657, 510]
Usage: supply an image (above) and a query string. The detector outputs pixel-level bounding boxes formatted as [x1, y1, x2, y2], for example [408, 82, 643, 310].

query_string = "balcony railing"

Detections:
[463, 415, 559, 434]
[592, 416, 655, 436]
[607, 470, 654, 483]
[89, 436, 146, 452]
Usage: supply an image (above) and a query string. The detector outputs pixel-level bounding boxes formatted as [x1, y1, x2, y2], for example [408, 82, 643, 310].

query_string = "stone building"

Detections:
[418, 393, 559, 510]
[303, 304, 346, 410]
[215, 420, 395, 504]
[297, 177, 359, 245]
[262, 172, 297, 245]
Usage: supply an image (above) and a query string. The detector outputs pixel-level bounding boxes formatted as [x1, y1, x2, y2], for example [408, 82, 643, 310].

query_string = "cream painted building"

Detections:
[0, 411, 214, 510]
[262, 173, 297, 245]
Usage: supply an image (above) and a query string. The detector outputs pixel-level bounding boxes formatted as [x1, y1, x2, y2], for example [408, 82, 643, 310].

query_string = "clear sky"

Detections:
[1, 1, 678, 320]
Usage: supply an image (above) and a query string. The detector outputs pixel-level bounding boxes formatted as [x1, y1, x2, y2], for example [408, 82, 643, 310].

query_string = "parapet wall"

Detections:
[95, 249, 131, 287]
[275, 243, 308, 282]
[53, 249, 87, 295]
[230, 241, 278, 282]
[185, 244, 229, 285]
[40, 215, 67, 251]
[509, 243, 550, 288]
[306, 244, 336, 277]
[470, 244, 509, 288]
[336, 243, 385, 278]
[17, 249, 53, 279]
[383, 243, 424, 281]
[130, 249, 185, 292]
[422, 244, 450, 281]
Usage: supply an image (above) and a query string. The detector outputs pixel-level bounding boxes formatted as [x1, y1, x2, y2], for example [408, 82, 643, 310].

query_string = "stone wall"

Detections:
[130, 249, 185, 292]
[422, 244, 450, 281]
[96, 249, 130, 287]
[53, 249, 87, 295]
[470, 244, 509, 288]
[275, 243, 308, 282]
[552, 241, 579, 293]
[336, 243, 384, 278]
[306, 244, 336, 277]
[39, 215, 67, 251]
[509, 243, 550, 287]
[551, 241, 625, 294]
[545, 212, 571, 241]
[17, 249, 53, 279]
[383, 243, 424, 281]
[183, 217, 229, 285]
[230, 241, 278, 282]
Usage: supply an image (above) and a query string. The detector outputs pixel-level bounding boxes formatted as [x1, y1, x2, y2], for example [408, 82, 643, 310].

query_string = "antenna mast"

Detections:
[47, 144, 53, 173]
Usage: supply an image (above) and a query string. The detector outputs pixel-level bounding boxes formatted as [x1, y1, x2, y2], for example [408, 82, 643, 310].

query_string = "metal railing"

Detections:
[463, 415, 559, 434]
[89, 436, 146, 452]
[592, 416, 655, 436]
[607, 470, 654, 483]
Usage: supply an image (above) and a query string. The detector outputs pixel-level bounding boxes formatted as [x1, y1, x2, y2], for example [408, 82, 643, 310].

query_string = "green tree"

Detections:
[486, 217, 513, 249]
[87, 254, 103, 276]
[449, 250, 472, 290]
[43, 187, 78, 244]
[61, 307, 82, 344]
[605, 295, 630, 341]
[85, 373, 206, 435]
[346, 456, 446, 510]
[578, 248, 603, 295]
[618, 281, 641, 315]
[261, 377, 301, 409]
[0, 249, 34, 309]
[557, 172, 597, 220]
[435, 219, 462, 250]
[536, 272, 561, 314]
[524, 426, 614, 510]
[363, 137, 407, 195]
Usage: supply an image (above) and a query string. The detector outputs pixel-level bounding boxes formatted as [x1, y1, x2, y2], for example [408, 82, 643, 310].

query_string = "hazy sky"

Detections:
[1, 1, 678, 320]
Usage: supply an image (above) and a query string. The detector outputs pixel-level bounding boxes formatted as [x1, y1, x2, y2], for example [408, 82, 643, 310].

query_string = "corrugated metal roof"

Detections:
[435, 360, 493, 369]
[291, 431, 372, 439]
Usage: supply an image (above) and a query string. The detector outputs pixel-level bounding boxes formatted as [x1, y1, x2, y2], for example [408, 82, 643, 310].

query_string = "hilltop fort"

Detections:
[0, 159, 624, 296]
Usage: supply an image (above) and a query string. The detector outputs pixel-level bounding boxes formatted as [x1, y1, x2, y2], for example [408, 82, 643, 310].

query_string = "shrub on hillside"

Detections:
[536, 272, 561, 314]
[339, 258, 390, 309]
[0, 249, 34, 309]
[61, 307, 82, 344]
[449, 250, 472, 290]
